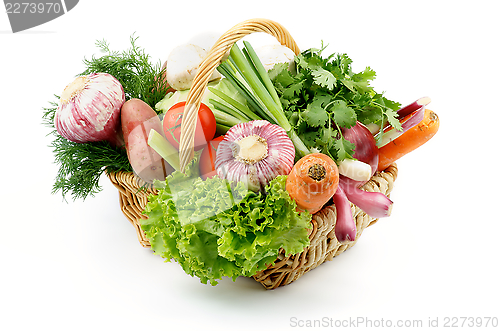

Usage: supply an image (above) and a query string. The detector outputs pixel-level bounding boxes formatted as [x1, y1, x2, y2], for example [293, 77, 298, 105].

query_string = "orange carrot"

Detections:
[378, 108, 440, 171]
[286, 153, 339, 214]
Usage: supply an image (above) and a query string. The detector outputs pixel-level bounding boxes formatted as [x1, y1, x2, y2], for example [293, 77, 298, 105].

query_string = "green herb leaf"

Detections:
[303, 95, 331, 127]
[311, 67, 336, 90]
[385, 107, 402, 131]
[330, 100, 357, 128]
[267, 63, 292, 83]
[271, 45, 402, 161]
[50, 133, 132, 200]
[333, 137, 356, 161]
[352, 66, 376, 93]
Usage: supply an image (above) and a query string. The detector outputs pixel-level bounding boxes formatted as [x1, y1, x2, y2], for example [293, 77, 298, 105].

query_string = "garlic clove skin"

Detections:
[215, 120, 295, 192]
[54, 73, 125, 147]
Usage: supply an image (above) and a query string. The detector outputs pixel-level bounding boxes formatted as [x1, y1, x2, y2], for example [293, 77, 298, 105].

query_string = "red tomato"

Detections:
[199, 135, 225, 180]
[163, 101, 216, 151]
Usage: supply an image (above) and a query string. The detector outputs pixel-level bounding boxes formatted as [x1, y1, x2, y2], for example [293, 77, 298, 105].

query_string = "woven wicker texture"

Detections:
[107, 171, 156, 248]
[107, 164, 397, 288]
[106, 18, 399, 289]
[253, 164, 397, 289]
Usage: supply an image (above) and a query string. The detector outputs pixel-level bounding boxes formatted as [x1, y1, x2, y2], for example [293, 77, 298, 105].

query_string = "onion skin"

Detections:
[215, 120, 295, 192]
[376, 97, 431, 147]
[54, 73, 125, 147]
[377, 104, 426, 148]
[368, 97, 431, 136]
[341, 122, 379, 187]
[332, 186, 356, 244]
[339, 176, 393, 218]
[335, 122, 391, 232]
[397, 96, 431, 118]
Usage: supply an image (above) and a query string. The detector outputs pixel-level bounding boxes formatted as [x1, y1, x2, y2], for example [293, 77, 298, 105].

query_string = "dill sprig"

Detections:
[43, 100, 132, 201]
[81, 34, 169, 110]
[44, 35, 169, 201]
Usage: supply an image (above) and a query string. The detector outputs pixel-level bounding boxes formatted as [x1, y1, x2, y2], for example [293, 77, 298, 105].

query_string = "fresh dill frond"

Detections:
[44, 35, 167, 201]
[43, 102, 132, 201]
[50, 135, 132, 201]
[42, 97, 59, 133]
[81, 34, 169, 110]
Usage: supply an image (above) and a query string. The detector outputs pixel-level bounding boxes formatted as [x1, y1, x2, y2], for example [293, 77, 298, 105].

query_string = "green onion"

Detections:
[210, 98, 249, 122]
[208, 87, 259, 121]
[289, 130, 313, 158]
[211, 107, 244, 127]
[212, 41, 311, 158]
[229, 44, 291, 131]
[217, 62, 275, 123]
[216, 123, 232, 136]
[242, 41, 282, 108]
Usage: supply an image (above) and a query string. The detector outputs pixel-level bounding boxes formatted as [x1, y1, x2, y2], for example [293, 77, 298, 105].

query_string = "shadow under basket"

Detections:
[107, 163, 398, 290]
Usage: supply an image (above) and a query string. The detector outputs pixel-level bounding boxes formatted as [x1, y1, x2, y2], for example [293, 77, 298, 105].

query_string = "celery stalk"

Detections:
[147, 129, 180, 171]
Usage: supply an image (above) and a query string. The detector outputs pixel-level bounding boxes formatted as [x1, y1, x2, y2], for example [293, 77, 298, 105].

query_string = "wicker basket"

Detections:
[108, 164, 396, 289]
[107, 18, 399, 289]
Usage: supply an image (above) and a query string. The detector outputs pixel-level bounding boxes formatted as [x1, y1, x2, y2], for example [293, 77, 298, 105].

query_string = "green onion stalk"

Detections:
[212, 42, 310, 158]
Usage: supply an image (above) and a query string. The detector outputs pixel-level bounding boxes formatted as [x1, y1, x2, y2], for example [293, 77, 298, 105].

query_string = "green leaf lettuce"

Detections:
[141, 172, 311, 286]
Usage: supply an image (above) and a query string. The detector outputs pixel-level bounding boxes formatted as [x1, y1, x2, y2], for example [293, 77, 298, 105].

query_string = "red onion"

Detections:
[338, 122, 392, 220]
[341, 121, 379, 186]
[215, 120, 295, 192]
[332, 186, 356, 244]
[339, 176, 393, 218]
[54, 73, 125, 147]
[377, 97, 431, 147]
[397, 96, 431, 118]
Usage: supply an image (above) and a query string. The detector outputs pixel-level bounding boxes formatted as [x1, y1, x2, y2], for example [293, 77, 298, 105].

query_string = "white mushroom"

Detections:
[254, 44, 296, 72]
[166, 44, 221, 91]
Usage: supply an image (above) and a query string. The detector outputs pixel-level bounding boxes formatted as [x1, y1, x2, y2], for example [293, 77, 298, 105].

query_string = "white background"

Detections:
[1, 1, 499, 330]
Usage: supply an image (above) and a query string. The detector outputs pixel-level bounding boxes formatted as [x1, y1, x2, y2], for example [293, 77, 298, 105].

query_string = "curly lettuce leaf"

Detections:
[142, 175, 311, 286]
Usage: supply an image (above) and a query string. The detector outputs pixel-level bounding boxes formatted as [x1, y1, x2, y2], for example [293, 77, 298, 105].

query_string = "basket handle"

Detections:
[178, 18, 300, 172]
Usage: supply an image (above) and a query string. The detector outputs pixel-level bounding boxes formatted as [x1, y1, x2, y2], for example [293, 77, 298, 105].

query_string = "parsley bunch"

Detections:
[269, 44, 402, 161]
